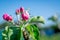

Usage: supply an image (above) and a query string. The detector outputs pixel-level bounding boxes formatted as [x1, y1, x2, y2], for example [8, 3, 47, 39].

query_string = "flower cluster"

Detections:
[3, 7, 30, 22]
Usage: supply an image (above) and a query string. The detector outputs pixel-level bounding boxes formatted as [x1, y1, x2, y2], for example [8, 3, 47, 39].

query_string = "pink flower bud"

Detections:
[21, 11, 29, 21]
[3, 14, 13, 22]
[20, 7, 24, 13]
[16, 9, 20, 15]
[6, 16, 13, 21]
[3, 14, 9, 20]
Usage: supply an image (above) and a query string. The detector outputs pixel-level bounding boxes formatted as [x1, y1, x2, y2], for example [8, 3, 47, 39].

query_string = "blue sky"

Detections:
[0, 0, 60, 25]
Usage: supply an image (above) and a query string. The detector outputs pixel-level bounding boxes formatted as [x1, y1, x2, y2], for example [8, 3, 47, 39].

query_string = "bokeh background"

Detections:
[0, 0, 60, 40]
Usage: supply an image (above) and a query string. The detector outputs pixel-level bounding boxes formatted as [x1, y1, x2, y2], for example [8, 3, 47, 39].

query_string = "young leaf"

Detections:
[25, 24, 40, 40]
[30, 16, 45, 24]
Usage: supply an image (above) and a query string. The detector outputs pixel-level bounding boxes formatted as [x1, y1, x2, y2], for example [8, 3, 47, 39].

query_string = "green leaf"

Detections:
[2, 24, 24, 40]
[25, 24, 40, 40]
[2, 26, 13, 40]
[30, 16, 45, 24]
[16, 27, 24, 40]
[48, 14, 58, 22]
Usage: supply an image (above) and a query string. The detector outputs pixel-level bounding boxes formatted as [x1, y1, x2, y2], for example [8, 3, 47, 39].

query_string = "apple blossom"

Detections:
[3, 14, 13, 22]
[21, 11, 29, 21]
